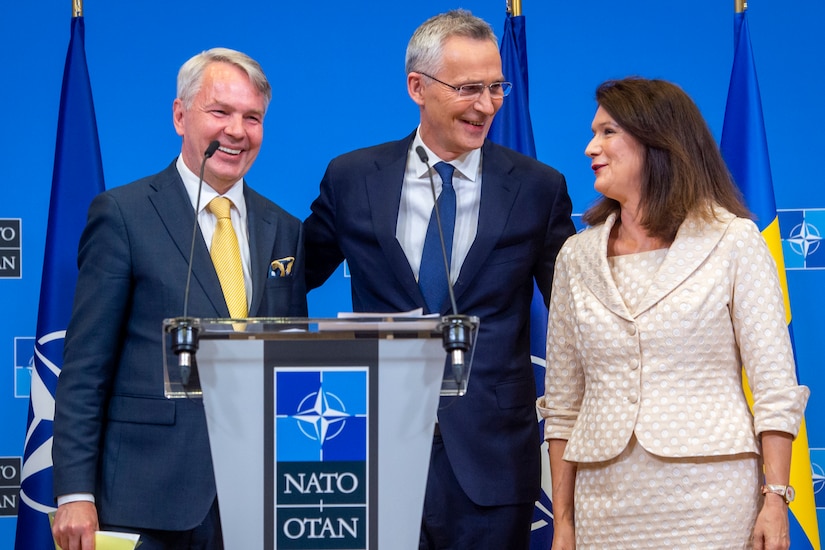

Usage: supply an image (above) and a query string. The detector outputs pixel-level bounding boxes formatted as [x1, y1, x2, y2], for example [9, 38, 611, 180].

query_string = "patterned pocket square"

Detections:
[269, 257, 295, 278]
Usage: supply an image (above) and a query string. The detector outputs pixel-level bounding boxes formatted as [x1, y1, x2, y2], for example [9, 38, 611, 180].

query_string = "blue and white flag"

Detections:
[14, 14, 105, 549]
[488, 13, 555, 549]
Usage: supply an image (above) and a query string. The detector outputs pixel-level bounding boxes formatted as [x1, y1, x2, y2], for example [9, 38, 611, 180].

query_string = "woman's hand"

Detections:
[752, 494, 790, 550]
[551, 517, 575, 550]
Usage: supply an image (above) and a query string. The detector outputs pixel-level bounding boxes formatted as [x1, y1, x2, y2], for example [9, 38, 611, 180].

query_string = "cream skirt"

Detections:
[574, 435, 761, 549]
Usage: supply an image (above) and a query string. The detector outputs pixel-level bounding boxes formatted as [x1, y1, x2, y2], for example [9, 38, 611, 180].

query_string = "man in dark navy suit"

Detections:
[303, 10, 575, 549]
[51, 48, 307, 550]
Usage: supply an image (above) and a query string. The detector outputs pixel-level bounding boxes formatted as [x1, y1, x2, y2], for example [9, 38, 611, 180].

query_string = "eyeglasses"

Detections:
[419, 72, 512, 99]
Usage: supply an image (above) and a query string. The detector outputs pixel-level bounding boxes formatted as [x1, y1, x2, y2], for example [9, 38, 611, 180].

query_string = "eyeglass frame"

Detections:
[417, 72, 512, 99]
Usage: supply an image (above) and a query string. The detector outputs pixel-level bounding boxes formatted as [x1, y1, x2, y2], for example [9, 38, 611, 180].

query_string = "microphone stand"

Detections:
[167, 140, 220, 385]
[414, 146, 474, 387]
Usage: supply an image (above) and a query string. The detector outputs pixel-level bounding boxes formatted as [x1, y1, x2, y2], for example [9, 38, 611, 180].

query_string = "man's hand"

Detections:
[52, 500, 99, 550]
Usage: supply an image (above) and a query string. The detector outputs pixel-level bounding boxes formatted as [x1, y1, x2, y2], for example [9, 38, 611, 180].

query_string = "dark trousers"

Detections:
[419, 433, 534, 550]
[101, 498, 223, 550]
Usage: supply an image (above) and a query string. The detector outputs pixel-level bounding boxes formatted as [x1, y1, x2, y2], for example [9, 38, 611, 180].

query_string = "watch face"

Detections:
[785, 486, 796, 502]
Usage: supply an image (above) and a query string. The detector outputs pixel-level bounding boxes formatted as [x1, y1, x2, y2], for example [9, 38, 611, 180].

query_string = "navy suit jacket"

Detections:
[304, 133, 575, 506]
[53, 161, 307, 531]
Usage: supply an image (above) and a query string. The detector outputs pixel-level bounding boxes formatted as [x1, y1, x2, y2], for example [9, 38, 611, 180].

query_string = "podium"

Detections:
[162, 316, 478, 550]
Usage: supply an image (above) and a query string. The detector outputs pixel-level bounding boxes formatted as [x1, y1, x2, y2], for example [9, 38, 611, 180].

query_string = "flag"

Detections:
[720, 9, 820, 550]
[488, 13, 555, 549]
[14, 14, 105, 549]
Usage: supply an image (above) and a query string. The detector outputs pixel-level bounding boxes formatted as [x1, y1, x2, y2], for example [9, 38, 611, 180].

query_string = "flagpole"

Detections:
[735, 0, 746, 13]
[506, 0, 522, 17]
[73, 0, 82, 17]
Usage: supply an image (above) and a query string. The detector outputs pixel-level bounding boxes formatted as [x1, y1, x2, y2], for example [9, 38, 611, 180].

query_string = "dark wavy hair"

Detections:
[582, 77, 750, 241]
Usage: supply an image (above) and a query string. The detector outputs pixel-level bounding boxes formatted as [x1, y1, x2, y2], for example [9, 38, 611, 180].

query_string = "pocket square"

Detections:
[269, 256, 295, 278]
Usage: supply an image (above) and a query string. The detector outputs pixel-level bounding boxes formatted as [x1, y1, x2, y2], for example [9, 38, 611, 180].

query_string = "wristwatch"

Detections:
[762, 484, 795, 504]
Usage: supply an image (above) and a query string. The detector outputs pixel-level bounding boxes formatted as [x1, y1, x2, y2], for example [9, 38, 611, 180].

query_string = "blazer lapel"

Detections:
[148, 165, 228, 317]
[577, 209, 737, 320]
[634, 208, 736, 316]
[453, 141, 520, 305]
[245, 185, 278, 316]
[577, 214, 635, 321]
[364, 134, 425, 307]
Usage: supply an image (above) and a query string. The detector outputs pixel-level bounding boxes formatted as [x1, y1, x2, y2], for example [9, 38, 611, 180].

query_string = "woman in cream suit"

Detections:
[538, 77, 809, 550]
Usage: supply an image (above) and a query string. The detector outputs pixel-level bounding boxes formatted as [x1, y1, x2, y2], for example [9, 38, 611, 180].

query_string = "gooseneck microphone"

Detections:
[415, 145, 474, 386]
[169, 139, 220, 385]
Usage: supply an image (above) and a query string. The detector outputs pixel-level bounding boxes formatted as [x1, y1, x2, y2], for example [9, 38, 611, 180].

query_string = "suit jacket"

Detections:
[538, 208, 809, 463]
[53, 161, 307, 530]
[304, 132, 575, 506]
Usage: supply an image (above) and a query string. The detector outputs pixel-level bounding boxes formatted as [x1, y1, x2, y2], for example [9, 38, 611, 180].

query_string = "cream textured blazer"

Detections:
[537, 207, 809, 463]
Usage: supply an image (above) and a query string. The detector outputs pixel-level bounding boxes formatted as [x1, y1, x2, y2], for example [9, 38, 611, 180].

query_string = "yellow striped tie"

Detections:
[207, 197, 248, 319]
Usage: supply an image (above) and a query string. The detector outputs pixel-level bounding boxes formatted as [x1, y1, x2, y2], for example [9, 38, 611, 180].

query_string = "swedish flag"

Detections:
[720, 8, 820, 550]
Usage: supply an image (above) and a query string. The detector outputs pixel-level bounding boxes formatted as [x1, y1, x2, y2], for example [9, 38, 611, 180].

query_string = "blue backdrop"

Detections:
[2, 0, 823, 546]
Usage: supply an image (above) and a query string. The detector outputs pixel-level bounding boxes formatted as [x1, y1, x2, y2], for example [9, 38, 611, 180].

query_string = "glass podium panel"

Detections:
[162, 316, 479, 398]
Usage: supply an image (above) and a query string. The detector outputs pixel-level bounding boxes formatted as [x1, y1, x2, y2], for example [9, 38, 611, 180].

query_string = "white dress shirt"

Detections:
[396, 129, 482, 282]
[177, 155, 252, 307]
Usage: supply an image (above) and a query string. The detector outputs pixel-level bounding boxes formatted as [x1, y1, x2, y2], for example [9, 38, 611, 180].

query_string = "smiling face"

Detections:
[408, 35, 504, 161]
[173, 61, 266, 194]
[585, 105, 646, 209]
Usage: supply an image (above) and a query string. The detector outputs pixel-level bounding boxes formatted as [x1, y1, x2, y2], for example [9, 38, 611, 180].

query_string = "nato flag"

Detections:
[14, 14, 105, 550]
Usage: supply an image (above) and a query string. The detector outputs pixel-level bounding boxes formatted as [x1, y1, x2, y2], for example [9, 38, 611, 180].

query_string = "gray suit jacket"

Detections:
[53, 161, 307, 530]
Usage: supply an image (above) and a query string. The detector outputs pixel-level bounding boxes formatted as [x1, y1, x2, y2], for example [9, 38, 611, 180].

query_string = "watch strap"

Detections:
[761, 484, 795, 504]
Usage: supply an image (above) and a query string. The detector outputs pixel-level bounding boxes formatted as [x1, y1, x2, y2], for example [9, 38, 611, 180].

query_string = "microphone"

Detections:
[415, 145, 474, 387]
[168, 139, 220, 385]
[203, 139, 220, 159]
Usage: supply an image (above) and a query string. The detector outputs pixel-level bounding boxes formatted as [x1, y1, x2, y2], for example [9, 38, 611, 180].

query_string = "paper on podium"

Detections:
[317, 308, 440, 331]
[337, 308, 427, 318]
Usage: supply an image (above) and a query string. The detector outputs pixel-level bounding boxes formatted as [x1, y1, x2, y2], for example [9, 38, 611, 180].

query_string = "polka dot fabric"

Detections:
[537, 207, 809, 547]
[537, 208, 808, 462]
[574, 435, 759, 549]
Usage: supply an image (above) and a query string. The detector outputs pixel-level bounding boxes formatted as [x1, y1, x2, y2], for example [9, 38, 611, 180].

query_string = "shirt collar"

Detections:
[412, 128, 481, 183]
[176, 154, 246, 216]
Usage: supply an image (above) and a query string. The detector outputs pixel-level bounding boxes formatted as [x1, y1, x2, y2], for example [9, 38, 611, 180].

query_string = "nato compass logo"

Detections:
[293, 388, 351, 445]
[274, 369, 368, 549]
[18, 330, 64, 518]
[778, 209, 825, 269]
[14, 337, 35, 398]
[812, 450, 825, 510]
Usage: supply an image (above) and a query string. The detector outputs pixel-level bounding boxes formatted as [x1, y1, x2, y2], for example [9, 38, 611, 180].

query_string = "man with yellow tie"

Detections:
[51, 48, 307, 550]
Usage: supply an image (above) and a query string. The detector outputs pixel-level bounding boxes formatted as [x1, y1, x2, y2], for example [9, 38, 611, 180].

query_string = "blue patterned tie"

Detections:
[419, 162, 456, 314]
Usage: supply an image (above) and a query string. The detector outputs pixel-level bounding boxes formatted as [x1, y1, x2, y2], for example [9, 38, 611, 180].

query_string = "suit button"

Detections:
[630, 359, 639, 370]
[628, 324, 637, 336]
[628, 392, 639, 404]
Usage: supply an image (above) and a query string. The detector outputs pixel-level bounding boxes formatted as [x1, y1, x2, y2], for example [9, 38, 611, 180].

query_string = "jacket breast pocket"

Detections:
[258, 276, 296, 316]
[495, 377, 536, 410]
[485, 240, 534, 268]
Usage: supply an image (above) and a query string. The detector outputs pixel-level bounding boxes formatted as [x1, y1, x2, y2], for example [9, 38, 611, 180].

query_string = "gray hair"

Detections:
[177, 47, 272, 112]
[405, 9, 498, 76]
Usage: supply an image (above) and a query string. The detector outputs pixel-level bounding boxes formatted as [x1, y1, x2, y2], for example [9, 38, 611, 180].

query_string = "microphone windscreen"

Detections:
[415, 145, 429, 164]
[204, 140, 220, 158]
